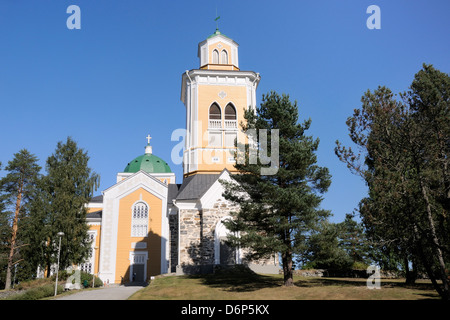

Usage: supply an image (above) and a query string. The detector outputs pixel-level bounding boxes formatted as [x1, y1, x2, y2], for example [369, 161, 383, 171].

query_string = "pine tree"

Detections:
[30, 137, 100, 275]
[222, 91, 331, 286]
[405, 64, 449, 299]
[336, 213, 370, 268]
[302, 220, 353, 270]
[335, 64, 449, 300]
[0, 162, 11, 288]
[0, 150, 41, 290]
[21, 175, 54, 279]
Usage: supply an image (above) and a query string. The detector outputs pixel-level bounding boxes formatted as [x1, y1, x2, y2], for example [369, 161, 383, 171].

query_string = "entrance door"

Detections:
[219, 237, 236, 265]
[131, 253, 146, 282]
[132, 264, 144, 282]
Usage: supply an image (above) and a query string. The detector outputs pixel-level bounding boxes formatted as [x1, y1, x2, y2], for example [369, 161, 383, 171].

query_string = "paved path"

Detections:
[54, 284, 145, 300]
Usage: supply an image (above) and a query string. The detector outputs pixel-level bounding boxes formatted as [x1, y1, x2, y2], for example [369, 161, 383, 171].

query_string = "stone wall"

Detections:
[177, 197, 237, 272]
[169, 213, 178, 273]
[176, 197, 280, 275]
[178, 208, 202, 267]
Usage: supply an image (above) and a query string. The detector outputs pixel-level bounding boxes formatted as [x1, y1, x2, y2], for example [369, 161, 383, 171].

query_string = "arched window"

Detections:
[209, 103, 222, 130]
[221, 50, 228, 64]
[209, 103, 221, 120]
[212, 49, 219, 64]
[224, 104, 236, 120]
[131, 201, 148, 237]
[224, 103, 237, 130]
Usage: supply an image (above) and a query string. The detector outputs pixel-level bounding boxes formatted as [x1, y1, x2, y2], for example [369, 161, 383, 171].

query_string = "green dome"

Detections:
[124, 153, 172, 174]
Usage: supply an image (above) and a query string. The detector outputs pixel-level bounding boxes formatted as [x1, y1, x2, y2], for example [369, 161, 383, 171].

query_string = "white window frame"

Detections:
[212, 49, 219, 64]
[79, 231, 97, 274]
[221, 49, 228, 64]
[131, 201, 149, 237]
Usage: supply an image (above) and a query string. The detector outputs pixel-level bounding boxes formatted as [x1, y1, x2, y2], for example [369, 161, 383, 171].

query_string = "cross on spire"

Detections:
[146, 134, 152, 145]
[215, 7, 220, 30]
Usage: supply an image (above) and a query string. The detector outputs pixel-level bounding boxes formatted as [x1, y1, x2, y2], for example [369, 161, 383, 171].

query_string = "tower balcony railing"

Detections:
[209, 119, 222, 129]
[224, 120, 237, 129]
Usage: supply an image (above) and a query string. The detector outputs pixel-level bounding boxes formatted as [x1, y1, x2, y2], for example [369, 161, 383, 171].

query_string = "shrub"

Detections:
[52, 270, 103, 288]
[8, 284, 63, 300]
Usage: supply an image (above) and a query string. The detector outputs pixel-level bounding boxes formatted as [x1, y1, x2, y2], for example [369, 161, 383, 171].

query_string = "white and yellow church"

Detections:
[83, 29, 279, 284]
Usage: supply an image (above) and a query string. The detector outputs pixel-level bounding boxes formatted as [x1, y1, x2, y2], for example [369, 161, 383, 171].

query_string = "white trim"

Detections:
[214, 217, 241, 265]
[98, 170, 169, 284]
[212, 49, 219, 64]
[173, 199, 201, 210]
[199, 169, 231, 209]
[130, 200, 149, 238]
[220, 49, 228, 64]
[86, 203, 103, 209]
[79, 230, 97, 275]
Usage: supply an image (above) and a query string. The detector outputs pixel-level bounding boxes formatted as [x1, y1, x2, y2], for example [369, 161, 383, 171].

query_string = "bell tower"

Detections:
[180, 29, 260, 177]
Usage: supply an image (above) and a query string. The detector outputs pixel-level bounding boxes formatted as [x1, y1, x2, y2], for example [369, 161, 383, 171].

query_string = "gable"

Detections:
[103, 170, 168, 201]
[199, 170, 232, 209]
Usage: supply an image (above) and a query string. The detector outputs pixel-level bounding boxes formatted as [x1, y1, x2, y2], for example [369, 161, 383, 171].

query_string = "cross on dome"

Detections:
[145, 134, 153, 154]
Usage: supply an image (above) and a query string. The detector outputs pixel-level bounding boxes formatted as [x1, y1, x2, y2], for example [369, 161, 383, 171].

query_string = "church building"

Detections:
[84, 29, 280, 284]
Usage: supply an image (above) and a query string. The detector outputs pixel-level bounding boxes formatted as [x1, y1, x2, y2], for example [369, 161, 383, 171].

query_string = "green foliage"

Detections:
[79, 271, 103, 288]
[0, 198, 10, 289]
[336, 213, 371, 265]
[303, 221, 353, 270]
[56, 270, 103, 288]
[299, 214, 371, 270]
[0, 149, 41, 209]
[25, 137, 100, 273]
[221, 91, 331, 286]
[7, 283, 63, 300]
[0, 149, 41, 289]
[335, 64, 449, 299]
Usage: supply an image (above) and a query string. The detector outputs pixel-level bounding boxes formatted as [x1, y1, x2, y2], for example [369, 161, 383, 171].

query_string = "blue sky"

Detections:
[0, 0, 448, 223]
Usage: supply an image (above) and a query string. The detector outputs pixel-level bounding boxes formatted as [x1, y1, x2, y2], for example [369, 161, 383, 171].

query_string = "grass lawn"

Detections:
[128, 270, 440, 300]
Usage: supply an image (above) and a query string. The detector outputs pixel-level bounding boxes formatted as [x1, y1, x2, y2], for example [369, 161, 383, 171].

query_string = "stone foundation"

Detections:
[175, 197, 280, 275]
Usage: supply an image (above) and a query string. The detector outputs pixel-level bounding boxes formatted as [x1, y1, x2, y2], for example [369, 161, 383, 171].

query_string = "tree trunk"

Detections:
[404, 257, 417, 285]
[420, 183, 449, 300]
[282, 251, 294, 287]
[4, 182, 23, 290]
[46, 256, 52, 278]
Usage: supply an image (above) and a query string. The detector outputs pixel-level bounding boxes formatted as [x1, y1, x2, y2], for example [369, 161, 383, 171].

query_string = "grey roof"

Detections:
[88, 172, 225, 205]
[175, 174, 221, 200]
[86, 210, 102, 219]
[167, 183, 180, 203]
[90, 195, 103, 203]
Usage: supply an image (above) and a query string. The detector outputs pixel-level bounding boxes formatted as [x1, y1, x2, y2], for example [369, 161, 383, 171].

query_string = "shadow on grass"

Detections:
[188, 266, 440, 299]
[294, 277, 440, 299]
[189, 267, 282, 292]
[298, 277, 436, 290]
